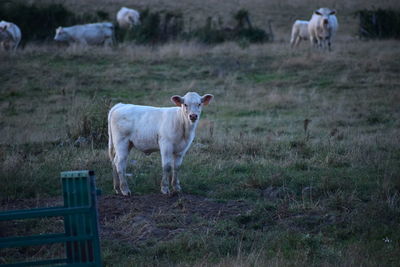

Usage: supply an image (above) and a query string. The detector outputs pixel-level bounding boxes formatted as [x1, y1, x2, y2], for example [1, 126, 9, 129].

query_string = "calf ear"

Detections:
[330, 10, 336, 15]
[171, 95, 184, 106]
[315, 10, 322, 16]
[201, 94, 214, 106]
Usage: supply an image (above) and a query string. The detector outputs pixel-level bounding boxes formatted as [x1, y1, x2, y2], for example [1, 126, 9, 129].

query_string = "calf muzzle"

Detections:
[189, 114, 198, 122]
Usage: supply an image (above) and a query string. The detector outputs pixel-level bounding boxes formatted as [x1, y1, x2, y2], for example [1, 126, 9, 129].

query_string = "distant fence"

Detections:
[357, 9, 400, 39]
[0, 170, 102, 266]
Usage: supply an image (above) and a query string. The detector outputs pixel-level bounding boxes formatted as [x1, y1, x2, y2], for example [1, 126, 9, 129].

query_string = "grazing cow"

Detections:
[290, 20, 309, 47]
[308, 8, 338, 50]
[108, 92, 213, 196]
[116, 7, 140, 29]
[54, 22, 114, 46]
[0, 21, 21, 51]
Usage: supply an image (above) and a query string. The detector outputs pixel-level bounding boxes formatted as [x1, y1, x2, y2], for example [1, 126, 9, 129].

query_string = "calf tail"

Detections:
[290, 25, 299, 47]
[108, 108, 115, 162]
[108, 104, 122, 162]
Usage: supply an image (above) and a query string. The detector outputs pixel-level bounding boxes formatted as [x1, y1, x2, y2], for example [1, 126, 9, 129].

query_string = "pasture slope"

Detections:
[1, 0, 400, 266]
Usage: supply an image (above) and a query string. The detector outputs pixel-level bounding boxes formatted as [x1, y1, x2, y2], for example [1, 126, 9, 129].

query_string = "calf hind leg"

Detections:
[111, 159, 120, 194]
[114, 142, 132, 196]
[108, 145, 120, 194]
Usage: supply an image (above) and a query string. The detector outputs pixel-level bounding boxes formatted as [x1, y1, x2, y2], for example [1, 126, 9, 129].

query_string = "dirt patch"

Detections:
[0, 193, 252, 246]
[99, 194, 251, 244]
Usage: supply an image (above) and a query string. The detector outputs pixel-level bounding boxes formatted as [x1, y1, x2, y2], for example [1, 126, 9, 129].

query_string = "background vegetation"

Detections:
[1, 0, 400, 266]
[357, 9, 400, 39]
[0, 2, 270, 45]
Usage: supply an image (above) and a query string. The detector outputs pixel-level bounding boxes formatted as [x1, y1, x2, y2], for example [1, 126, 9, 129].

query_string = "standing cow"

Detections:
[116, 7, 140, 29]
[290, 20, 309, 48]
[308, 8, 338, 51]
[0, 20, 21, 51]
[54, 22, 114, 46]
[108, 92, 213, 196]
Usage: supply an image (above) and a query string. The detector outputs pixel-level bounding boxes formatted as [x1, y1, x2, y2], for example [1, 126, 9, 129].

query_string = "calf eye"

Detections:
[184, 104, 188, 107]
[198, 104, 201, 107]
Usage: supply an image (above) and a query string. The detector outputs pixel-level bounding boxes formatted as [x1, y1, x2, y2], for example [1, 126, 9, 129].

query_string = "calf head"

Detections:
[171, 92, 213, 124]
[129, 14, 141, 26]
[0, 24, 7, 32]
[54, 27, 69, 42]
[315, 8, 336, 26]
[0, 24, 11, 43]
[314, 8, 336, 17]
[314, 8, 336, 37]
[0, 26, 7, 40]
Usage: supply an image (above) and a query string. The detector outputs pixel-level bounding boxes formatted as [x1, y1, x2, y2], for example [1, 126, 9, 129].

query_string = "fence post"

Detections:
[60, 170, 102, 266]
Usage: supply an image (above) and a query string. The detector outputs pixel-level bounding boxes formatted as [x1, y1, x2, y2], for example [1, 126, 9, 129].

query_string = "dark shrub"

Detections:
[192, 17, 227, 44]
[191, 9, 270, 44]
[117, 9, 184, 44]
[235, 28, 268, 43]
[0, 2, 110, 43]
[0, 2, 75, 43]
[232, 9, 269, 43]
[0, 3, 269, 45]
[134, 10, 162, 44]
[357, 9, 400, 39]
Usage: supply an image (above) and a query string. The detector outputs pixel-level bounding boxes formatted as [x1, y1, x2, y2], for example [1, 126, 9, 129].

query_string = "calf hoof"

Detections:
[161, 186, 170, 195]
[169, 190, 183, 198]
[120, 189, 132, 197]
[173, 184, 182, 193]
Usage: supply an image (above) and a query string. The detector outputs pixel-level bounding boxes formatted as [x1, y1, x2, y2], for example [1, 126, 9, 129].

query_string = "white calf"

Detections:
[54, 22, 114, 46]
[308, 7, 338, 51]
[0, 21, 21, 51]
[290, 20, 309, 47]
[116, 7, 140, 29]
[108, 92, 213, 196]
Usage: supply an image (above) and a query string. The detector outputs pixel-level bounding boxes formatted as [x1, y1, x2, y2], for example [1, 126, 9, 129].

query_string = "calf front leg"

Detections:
[160, 143, 174, 195]
[310, 36, 318, 49]
[172, 154, 184, 192]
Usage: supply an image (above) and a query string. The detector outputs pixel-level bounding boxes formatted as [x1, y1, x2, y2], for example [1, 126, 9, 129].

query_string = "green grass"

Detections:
[1, 39, 400, 266]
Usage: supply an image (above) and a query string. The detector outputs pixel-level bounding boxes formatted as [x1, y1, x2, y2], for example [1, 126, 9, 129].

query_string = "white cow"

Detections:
[108, 92, 213, 196]
[116, 7, 140, 29]
[308, 8, 338, 50]
[54, 22, 114, 46]
[290, 20, 309, 48]
[0, 21, 21, 51]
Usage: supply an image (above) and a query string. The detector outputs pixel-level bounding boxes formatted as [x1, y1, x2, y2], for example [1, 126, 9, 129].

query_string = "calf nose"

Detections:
[323, 19, 329, 25]
[189, 114, 198, 121]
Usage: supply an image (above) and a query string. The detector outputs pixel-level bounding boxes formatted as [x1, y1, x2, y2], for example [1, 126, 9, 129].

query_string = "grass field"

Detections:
[1, 0, 400, 266]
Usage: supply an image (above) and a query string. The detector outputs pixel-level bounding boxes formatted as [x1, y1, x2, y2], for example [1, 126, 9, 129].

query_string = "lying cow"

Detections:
[116, 7, 140, 29]
[54, 22, 114, 46]
[0, 20, 21, 51]
[308, 8, 338, 51]
[290, 20, 309, 48]
[108, 92, 213, 196]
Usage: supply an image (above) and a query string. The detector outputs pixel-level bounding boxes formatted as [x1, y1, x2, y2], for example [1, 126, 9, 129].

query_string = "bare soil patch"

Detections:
[1, 193, 252, 246]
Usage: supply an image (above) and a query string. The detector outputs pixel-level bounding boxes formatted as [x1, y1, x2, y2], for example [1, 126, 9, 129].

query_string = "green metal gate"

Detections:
[0, 170, 102, 266]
